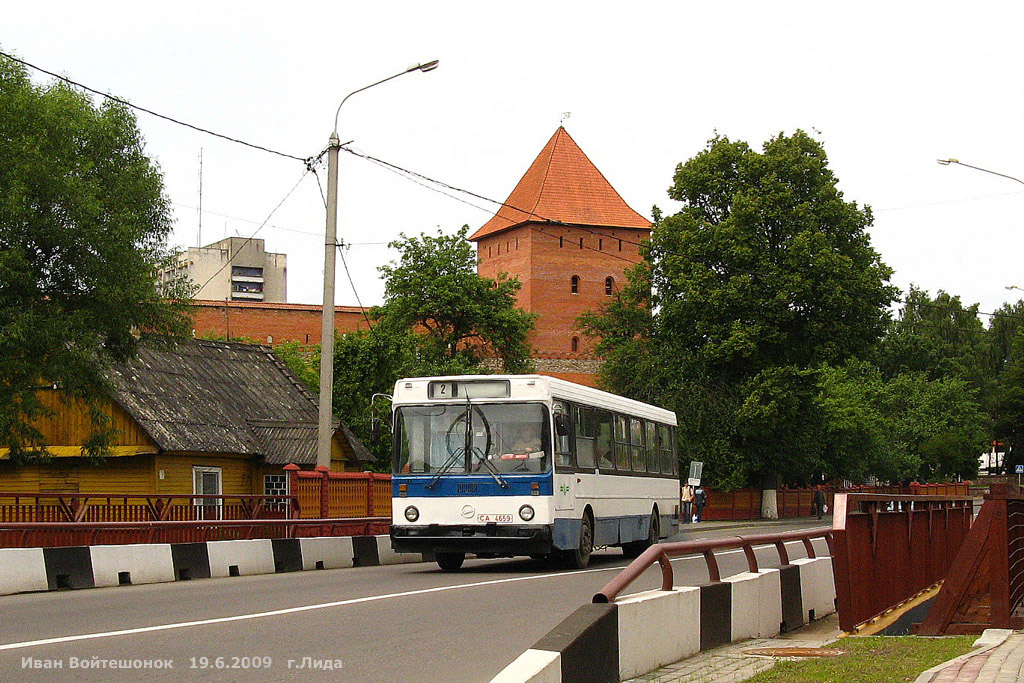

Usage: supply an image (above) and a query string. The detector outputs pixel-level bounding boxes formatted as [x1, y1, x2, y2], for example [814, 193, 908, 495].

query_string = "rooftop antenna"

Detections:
[197, 148, 203, 247]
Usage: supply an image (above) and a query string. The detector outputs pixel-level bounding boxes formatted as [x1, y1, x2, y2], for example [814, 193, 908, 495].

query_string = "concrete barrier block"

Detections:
[617, 587, 700, 680]
[793, 557, 836, 620]
[90, 544, 175, 587]
[490, 649, 561, 683]
[0, 548, 48, 595]
[725, 570, 782, 640]
[534, 603, 618, 683]
[206, 540, 275, 577]
[298, 537, 354, 570]
[375, 536, 423, 565]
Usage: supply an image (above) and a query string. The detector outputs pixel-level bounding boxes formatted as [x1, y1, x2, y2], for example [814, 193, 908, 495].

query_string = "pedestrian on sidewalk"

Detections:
[813, 486, 826, 520]
[681, 484, 694, 523]
[694, 485, 707, 522]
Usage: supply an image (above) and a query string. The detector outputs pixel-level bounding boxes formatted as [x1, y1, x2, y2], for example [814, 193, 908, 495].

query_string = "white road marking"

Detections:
[0, 536, 824, 652]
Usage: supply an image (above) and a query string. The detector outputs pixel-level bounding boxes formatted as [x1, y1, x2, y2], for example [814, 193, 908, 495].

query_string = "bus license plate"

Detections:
[478, 514, 512, 523]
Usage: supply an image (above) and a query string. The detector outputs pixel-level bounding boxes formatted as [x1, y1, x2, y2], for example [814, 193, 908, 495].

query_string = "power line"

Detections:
[0, 49, 309, 164]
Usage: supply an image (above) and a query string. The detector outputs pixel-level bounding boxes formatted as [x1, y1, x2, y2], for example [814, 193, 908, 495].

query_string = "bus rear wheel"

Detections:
[622, 511, 659, 559]
[436, 552, 466, 572]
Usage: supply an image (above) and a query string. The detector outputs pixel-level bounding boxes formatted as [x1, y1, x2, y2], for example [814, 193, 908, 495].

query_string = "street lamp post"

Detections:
[937, 158, 1024, 187]
[316, 60, 439, 470]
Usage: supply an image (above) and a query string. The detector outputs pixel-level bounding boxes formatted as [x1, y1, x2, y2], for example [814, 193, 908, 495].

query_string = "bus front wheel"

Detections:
[560, 514, 593, 570]
[436, 552, 466, 572]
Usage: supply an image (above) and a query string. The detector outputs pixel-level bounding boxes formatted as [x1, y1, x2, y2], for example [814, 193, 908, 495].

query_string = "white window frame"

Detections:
[193, 466, 223, 520]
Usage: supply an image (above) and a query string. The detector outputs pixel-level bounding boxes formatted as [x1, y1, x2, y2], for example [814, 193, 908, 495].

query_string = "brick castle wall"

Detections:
[476, 223, 647, 357]
[190, 300, 369, 345]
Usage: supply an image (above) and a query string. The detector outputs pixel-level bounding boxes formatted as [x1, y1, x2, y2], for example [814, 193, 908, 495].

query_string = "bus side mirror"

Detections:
[370, 417, 381, 448]
[555, 414, 569, 436]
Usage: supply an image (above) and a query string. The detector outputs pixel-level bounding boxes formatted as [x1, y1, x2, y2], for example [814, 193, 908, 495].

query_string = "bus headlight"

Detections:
[519, 504, 535, 522]
[404, 506, 420, 522]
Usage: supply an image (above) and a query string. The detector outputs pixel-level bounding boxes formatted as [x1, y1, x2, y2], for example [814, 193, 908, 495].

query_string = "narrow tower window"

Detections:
[570, 275, 580, 294]
[571, 337, 579, 352]
[605, 277, 614, 295]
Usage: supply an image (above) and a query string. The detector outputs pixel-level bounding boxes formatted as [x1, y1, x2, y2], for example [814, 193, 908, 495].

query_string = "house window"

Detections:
[618, 239, 623, 251]
[264, 473, 289, 512]
[599, 238, 603, 250]
[571, 337, 579, 352]
[605, 277, 615, 295]
[579, 237, 583, 249]
[570, 275, 580, 294]
[193, 466, 222, 520]
[559, 236, 563, 248]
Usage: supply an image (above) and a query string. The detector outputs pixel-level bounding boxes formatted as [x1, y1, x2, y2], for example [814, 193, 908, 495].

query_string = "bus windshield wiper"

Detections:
[426, 449, 464, 490]
[469, 448, 509, 489]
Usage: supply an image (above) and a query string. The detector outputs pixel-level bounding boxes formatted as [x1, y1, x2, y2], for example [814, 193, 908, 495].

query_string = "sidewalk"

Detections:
[915, 630, 1022, 683]
[625, 613, 842, 683]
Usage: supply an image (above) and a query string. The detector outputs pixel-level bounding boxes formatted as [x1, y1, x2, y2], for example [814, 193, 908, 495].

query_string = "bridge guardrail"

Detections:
[593, 527, 833, 604]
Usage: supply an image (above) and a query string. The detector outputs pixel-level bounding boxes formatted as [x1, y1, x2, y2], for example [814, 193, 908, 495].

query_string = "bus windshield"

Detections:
[394, 403, 550, 475]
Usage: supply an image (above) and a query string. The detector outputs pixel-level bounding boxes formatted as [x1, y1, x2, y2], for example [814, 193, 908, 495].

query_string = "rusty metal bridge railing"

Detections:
[593, 527, 833, 604]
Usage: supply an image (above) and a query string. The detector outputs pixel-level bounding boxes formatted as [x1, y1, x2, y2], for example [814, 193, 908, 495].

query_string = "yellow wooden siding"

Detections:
[27, 389, 157, 452]
[155, 453, 259, 495]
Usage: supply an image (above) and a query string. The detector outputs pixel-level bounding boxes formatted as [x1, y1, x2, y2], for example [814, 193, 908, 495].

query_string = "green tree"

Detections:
[0, 55, 192, 460]
[328, 227, 537, 469]
[877, 287, 987, 385]
[375, 225, 535, 372]
[818, 362, 985, 483]
[585, 131, 897, 502]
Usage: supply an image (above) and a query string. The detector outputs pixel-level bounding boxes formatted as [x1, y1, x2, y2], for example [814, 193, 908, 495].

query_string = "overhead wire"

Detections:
[0, 49, 310, 164]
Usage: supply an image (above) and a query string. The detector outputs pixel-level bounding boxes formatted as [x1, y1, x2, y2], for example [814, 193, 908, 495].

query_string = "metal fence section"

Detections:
[701, 483, 971, 521]
[593, 527, 833, 604]
[284, 466, 391, 518]
[830, 493, 974, 632]
[918, 484, 1024, 635]
[0, 492, 298, 523]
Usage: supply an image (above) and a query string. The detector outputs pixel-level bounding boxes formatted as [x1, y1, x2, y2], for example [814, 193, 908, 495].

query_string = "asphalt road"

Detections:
[0, 519, 829, 683]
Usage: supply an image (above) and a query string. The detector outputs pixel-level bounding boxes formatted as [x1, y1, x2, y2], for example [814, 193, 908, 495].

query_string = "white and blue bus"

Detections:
[389, 375, 679, 571]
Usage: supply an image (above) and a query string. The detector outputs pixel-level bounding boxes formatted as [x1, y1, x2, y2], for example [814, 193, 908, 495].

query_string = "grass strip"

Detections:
[743, 635, 977, 683]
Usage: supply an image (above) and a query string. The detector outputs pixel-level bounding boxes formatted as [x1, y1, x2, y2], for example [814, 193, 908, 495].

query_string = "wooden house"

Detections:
[0, 338, 371, 497]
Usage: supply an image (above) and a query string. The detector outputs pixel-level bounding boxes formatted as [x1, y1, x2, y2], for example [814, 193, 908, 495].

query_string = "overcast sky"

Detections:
[4, 2, 1024, 320]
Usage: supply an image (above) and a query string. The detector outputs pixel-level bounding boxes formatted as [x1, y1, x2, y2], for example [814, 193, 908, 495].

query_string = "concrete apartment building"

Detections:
[161, 237, 287, 303]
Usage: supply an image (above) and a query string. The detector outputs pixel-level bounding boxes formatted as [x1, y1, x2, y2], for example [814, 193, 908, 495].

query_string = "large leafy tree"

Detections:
[374, 225, 535, 372]
[586, 131, 897, 495]
[316, 227, 536, 469]
[0, 56, 192, 459]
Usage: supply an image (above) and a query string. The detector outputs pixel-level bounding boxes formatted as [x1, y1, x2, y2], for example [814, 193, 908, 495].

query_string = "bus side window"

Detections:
[630, 417, 646, 472]
[575, 406, 596, 469]
[595, 410, 614, 470]
[646, 420, 659, 472]
[613, 414, 630, 471]
[553, 401, 572, 468]
[660, 426, 679, 475]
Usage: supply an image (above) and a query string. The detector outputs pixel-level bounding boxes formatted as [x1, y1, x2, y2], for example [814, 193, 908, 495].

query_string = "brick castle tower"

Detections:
[469, 127, 651, 386]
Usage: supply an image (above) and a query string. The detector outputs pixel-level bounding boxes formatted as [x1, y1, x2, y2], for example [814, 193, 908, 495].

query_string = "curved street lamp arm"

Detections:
[937, 158, 1024, 187]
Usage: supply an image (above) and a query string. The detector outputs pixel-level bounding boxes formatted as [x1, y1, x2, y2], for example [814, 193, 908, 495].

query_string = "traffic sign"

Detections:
[1016, 465, 1023, 475]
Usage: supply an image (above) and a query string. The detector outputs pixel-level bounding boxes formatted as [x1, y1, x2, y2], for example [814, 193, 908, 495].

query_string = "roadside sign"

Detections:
[1016, 465, 1023, 475]
[688, 461, 703, 486]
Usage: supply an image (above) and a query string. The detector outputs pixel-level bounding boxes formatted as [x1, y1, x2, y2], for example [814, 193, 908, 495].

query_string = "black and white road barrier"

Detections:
[492, 557, 836, 683]
[0, 536, 424, 595]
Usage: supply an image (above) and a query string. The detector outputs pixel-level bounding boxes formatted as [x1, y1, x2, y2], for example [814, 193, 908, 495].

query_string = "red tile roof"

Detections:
[469, 127, 651, 241]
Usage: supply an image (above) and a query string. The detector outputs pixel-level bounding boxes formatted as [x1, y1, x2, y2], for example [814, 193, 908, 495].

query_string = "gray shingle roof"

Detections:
[103, 338, 371, 465]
